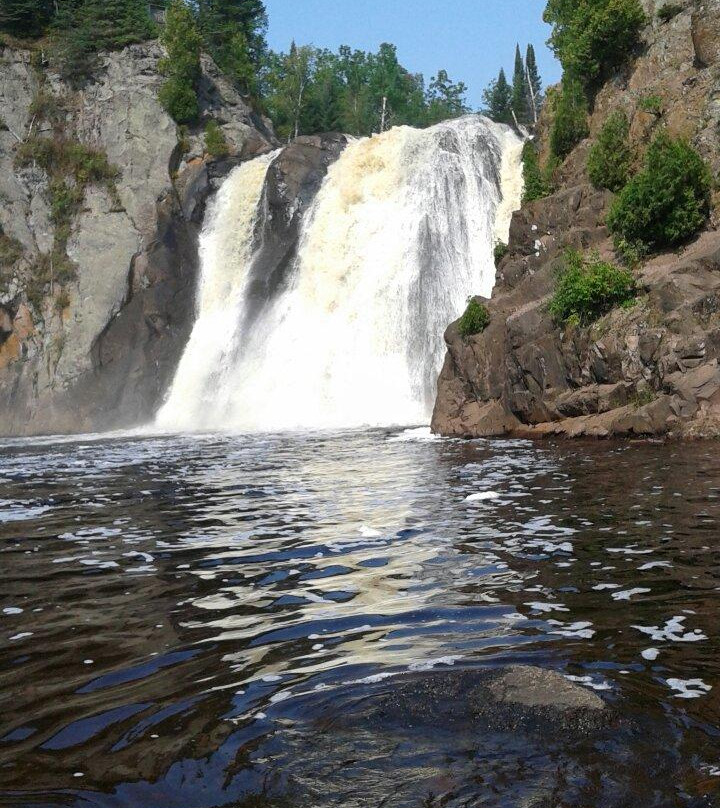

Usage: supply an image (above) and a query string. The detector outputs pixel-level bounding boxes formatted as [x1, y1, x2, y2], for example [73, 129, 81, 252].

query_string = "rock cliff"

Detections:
[0, 42, 275, 436]
[433, 0, 720, 439]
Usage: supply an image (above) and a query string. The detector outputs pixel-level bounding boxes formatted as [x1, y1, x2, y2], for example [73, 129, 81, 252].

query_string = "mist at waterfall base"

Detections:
[156, 116, 523, 433]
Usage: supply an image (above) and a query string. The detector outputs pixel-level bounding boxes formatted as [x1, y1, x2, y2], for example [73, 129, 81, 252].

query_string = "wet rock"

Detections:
[334, 666, 610, 739]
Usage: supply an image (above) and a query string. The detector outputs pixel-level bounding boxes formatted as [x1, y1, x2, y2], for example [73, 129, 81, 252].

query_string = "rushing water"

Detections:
[157, 117, 523, 433]
[1, 429, 719, 807]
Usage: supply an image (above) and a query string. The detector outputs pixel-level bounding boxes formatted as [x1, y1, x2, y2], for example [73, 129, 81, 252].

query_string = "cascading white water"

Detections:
[157, 115, 523, 432]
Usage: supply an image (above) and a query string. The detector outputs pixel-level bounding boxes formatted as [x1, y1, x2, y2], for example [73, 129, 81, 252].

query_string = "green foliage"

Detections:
[522, 141, 551, 203]
[204, 119, 229, 157]
[607, 132, 711, 251]
[158, 0, 202, 123]
[587, 110, 633, 192]
[543, 0, 646, 93]
[53, 0, 156, 84]
[494, 242, 509, 264]
[0, 0, 53, 38]
[639, 94, 664, 116]
[458, 299, 490, 338]
[263, 41, 468, 141]
[549, 249, 636, 325]
[657, 3, 684, 22]
[511, 44, 530, 126]
[482, 67, 513, 125]
[550, 77, 589, 159]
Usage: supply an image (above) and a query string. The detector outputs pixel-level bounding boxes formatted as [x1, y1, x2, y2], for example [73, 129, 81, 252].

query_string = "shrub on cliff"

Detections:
[159, 0, 203, 124]
[204, 120, 229, 157]
[543, 0, 646, 93]
[458, 299, 490, 337]
[549, 249, 636, 325]
[549, 77, 589, 159]
[522, 141, 551, 203]
[587, 110, 633, 192]
[607, 132, 711, 251]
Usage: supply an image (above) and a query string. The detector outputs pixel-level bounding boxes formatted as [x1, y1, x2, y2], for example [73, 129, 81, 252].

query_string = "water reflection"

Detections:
[0, 429, 719, 806]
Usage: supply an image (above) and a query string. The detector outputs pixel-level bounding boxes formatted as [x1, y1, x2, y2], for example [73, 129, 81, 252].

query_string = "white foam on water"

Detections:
[465, 491, 501, 502]
[612, 588, 651, 601]
[633, 616, 707, 643]
[641, 648, 660, 661]
[666, 678, 712, 699]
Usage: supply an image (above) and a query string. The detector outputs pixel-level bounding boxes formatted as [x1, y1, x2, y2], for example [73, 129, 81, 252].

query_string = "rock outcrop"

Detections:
[0, 42, 275, 436]
[433, 1, 720, 439]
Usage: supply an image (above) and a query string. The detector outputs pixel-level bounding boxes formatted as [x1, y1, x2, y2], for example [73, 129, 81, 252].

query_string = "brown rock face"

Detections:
[433, 7, 720, 440]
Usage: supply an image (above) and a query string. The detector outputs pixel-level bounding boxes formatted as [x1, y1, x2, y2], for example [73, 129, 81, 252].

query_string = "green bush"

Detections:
[550, 77, 589, 159]
[607, 132, 711, 251]
[549, 249, 636, 325]
[159, 0, 203, 124]
[544, 0, 646, 93]
[522, 141, 551, 202]
[494, 242, 509, 264]
[657, 3, 684, 22]
[587, 110, 633, 192]
[458, 299, 490, 337]
[204, 120, 229, 157]
[638, 94, 664, 116]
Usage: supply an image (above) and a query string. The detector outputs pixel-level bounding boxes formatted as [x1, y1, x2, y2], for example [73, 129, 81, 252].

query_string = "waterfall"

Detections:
[156, 116, 523, 433]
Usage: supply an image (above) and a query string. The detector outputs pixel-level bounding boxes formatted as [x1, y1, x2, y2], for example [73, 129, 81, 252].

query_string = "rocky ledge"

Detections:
[433, 0, 720, 440]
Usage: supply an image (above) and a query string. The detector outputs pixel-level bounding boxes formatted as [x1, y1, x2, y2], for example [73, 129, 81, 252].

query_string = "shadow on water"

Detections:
[0, 429, 719, 806]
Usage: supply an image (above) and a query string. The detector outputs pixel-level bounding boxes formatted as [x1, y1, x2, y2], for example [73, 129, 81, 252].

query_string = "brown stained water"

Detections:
[0, 427, 719, 807]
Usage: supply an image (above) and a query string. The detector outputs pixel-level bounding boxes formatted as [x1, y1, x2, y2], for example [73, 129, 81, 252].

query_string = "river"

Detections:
[1, 428, 719, 806]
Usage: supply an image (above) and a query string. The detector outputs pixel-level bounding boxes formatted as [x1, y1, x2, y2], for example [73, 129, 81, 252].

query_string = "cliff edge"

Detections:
[433, 0, 720, 439]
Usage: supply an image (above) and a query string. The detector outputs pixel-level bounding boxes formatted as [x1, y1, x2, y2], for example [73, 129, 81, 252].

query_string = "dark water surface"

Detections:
[1, 428, 719, 807]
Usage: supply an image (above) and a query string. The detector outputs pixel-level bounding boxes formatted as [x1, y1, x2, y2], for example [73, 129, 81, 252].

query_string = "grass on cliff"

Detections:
[549, 249, 636, 326]
[607, 132, 711, 252]
[458, 299, 490, 338]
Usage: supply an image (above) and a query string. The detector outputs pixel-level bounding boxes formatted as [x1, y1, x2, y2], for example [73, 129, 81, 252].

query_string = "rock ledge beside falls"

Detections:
[432, 1, 720, 440]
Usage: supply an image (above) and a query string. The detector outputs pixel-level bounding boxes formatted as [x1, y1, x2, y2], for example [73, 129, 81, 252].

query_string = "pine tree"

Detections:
[482, 68, 512, 124]
[511, 43, 530, 125]
[197, 0, 267, 67]
[158, 0, 203, 123]
[53, 0, 155, 83]
[0, 0, 54, 38]
[525, 44, 542, 123]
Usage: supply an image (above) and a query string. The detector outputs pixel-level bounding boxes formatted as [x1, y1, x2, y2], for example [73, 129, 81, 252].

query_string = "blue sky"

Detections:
[263, 0, 561, 110]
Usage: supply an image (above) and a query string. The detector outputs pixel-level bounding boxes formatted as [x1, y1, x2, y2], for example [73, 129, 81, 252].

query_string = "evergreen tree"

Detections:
[511, 43, 530, 125]
[525, 44, 542, 122]
[0, 0, 54, 38]
[197, 0, 267, 92]
[158, 0, 202, 123]
[53, 0, 155, 84]
[482, 68, 512, 124]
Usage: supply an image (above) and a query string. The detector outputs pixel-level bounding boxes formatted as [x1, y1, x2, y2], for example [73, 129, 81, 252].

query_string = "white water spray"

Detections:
[157, 116, 522, 432]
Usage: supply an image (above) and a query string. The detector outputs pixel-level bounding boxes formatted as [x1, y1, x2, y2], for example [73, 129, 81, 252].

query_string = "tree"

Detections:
[482, 68, 512, 124]
[511, 44, 530, 125]
[197, 0, 267, 66]
[543, 0, 646, 93]
[425, 69, 469, 125]
[53, 0, 155, 84]
[607, 132, 711, 251]
[550, 76, 588, 158]
[158, 0, 202, 123]
[587, 110, 633, 191]
[0, 0, 54, 38]
[525, 44, 542, 123]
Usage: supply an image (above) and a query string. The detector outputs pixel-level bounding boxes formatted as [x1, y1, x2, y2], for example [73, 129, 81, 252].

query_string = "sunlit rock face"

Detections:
[0, 43, 274, 436]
